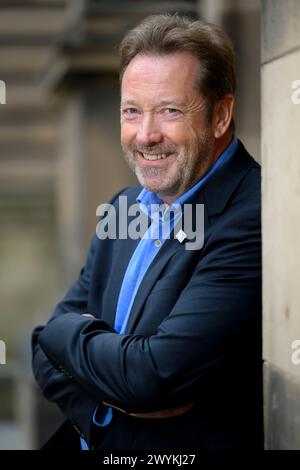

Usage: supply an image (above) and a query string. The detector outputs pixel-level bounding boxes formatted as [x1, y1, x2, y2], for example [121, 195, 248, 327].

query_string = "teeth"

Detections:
[142, 153, 167, 160]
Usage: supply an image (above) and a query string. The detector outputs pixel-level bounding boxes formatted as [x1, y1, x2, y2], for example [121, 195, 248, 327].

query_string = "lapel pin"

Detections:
[176, 229, 187, 243]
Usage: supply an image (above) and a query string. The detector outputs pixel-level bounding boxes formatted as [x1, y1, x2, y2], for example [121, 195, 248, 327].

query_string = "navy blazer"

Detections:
[32, 140, 263, 450]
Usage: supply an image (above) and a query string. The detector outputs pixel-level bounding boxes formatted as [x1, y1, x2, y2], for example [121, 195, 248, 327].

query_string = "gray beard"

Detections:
[122, 131, 215, 194]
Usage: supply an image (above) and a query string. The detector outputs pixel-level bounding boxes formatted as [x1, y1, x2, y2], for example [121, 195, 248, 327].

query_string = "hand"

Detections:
[81, 313, 95, 319]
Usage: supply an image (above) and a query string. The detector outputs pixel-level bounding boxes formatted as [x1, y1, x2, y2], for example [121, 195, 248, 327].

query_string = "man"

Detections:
[32, 14, 263, 450]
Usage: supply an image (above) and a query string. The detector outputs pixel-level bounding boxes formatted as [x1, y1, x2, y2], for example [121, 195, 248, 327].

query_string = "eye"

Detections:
[122, 107, 141, 118]
[162, 108, 181, 116]
[127, 107, 139, 114]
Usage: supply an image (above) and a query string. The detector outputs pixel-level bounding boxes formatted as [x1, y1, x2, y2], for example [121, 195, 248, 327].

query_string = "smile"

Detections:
[138, 152, 170, 160]
[142, 153, 167, 160]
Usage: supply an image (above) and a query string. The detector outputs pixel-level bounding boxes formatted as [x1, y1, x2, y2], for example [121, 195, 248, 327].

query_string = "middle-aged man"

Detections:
[32, 14, 263, 450]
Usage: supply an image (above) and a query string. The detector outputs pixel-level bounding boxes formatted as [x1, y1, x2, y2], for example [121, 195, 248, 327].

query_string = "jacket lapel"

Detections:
[99, 235, 139, 327]
[124, 227, 188, 334]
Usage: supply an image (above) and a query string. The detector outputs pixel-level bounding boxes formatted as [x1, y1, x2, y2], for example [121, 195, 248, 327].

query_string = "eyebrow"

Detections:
[120, 100, 139, 107]
[158, 100, 185, 107]
[121, 99, 185, 107]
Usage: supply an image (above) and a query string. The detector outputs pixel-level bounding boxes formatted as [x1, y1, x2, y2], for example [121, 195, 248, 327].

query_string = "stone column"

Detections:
[262, 0, 300, 450]
[199, 0, 261, 161]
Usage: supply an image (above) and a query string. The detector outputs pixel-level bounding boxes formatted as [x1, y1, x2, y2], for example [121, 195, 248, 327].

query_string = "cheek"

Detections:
[180, 117, 205, 142]
[164, 122, 194, 146]
[120, 123, 135, 146]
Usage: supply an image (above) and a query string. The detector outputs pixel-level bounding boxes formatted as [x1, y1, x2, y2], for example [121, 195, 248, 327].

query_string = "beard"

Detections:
[122, 129, 215, 200]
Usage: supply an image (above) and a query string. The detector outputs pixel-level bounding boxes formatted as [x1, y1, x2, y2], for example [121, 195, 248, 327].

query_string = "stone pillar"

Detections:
[262, 0, 300, 450]
[199, 0, 261, 161]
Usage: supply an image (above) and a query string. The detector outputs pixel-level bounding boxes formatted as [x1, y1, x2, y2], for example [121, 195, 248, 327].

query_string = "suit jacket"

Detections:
[32, 140, 263, 450]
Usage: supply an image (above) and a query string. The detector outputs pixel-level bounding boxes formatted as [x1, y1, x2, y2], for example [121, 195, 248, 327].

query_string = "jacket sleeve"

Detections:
[37, 201, 262, 414]
[32, 326, 98, 444]
[31, 189, 128, 438]
[31, 234, 100, 444]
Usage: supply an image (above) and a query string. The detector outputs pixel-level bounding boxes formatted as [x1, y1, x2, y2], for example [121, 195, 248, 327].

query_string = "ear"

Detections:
[212, 94, 235, 139]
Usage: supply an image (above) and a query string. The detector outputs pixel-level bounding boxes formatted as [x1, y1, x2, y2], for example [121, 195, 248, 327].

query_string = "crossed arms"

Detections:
[32, 195, 261, 447]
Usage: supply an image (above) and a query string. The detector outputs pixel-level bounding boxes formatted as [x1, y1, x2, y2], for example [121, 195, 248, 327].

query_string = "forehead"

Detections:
[121, 52, 200, 102]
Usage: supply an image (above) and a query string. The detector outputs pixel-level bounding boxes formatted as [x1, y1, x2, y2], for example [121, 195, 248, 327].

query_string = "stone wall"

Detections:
[262, 0, 300, 450]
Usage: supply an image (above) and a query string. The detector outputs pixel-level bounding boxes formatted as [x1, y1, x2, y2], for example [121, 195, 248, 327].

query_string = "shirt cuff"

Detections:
[93, 404, 113, 427]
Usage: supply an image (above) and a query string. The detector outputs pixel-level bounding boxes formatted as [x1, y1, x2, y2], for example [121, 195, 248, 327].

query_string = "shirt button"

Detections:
[154, 239, 161, 248]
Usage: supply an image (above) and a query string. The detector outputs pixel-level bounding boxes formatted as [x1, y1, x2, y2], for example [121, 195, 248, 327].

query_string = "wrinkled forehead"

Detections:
[121, 52, 201, 104]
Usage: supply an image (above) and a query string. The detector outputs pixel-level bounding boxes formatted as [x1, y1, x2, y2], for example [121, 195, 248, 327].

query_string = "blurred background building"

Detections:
[0, 0, 298, 450]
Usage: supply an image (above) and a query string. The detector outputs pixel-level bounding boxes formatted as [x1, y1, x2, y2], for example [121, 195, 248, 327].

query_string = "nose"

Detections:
[136, 113, 163, 147]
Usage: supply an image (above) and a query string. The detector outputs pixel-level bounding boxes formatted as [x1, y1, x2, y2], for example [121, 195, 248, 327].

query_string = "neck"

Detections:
[211, 131, 233, 166]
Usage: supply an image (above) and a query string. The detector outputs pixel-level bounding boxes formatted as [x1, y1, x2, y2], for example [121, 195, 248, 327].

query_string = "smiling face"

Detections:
[120, 51, 221, 203]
